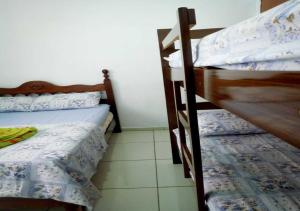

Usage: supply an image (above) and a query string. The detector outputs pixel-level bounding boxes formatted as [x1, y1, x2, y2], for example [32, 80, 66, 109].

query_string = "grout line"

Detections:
[108, 142, 154, 145]
[155, 158, 173, 160]
[98, 184, 195, 190]
[101, 159, 155, 163]
[109, 141, 154, 144]
[158, 186, 195, 189]
[153, 129, 161, 211]
[99, 187, 158, 190]
[122, 127, 168, 131]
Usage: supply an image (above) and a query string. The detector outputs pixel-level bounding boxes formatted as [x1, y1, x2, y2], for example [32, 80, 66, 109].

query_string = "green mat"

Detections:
[0, 127, 38, 149]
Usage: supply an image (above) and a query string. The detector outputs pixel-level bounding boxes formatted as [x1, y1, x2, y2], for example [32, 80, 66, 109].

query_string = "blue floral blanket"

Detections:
[168, 0, 300, 71]
[201, 134, 300, 211]
[0, 123, 107, 210]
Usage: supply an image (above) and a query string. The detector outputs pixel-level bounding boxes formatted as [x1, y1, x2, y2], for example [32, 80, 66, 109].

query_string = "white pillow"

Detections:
[0, 95, 33, 112]
[31, 92, 101, 111]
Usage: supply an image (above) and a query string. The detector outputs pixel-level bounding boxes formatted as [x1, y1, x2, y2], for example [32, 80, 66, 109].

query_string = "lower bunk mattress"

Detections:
[167, 0, 300, 71]
[173, 112, 300, 210]
[0, 105, 115, 210]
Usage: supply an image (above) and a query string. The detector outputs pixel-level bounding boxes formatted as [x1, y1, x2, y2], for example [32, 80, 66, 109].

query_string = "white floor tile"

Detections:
[92, 160, 156, 189]
[157, 160, 193, 187]
[159, 187, 198, 211]
[103, 142, 155, 161]
[109, 131, 153, 144]
[94, 188, 159, 211]
[155, 142, 172, 159]
[154, 130, 170, 142]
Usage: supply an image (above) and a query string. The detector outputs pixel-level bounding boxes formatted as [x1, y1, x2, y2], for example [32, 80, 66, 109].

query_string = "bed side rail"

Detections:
[196, 68, 300, 148]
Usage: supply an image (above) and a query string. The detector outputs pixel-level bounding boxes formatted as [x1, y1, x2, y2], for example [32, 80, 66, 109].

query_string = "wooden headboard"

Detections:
[0, 71, 108, 95]
[261, 0, 288, 12]
[0, 69, 121, 132]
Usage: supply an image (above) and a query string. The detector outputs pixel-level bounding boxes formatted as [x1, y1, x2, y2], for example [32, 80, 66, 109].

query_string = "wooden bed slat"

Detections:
[162, 8, 196, 50]
[190, 28, 223, 39]
[261, 0, 288, 12]
[182, 144, 194, 174]
[162, 23, 180, 50]
[196, 69, 300, 148]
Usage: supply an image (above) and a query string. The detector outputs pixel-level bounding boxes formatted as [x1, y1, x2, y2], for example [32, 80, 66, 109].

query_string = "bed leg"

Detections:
[102, 69, 122, 133]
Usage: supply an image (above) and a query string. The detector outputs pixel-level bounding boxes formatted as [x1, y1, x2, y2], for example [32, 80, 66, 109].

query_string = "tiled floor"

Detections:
[93, 129, 197, 211]
[6, 130, 197, 211]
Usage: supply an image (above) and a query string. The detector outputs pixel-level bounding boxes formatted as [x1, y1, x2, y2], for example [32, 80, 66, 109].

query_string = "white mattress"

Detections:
[167, 0, 300, 71]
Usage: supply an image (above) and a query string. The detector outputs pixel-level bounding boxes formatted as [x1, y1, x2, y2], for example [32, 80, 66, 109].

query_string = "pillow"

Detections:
[197, 110, 265, 136]
[30, 92, 101, 111]
[0, 95, 33, 112]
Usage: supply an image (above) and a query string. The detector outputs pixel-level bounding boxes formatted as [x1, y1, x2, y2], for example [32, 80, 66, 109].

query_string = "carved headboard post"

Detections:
[102, 69, 121, 132]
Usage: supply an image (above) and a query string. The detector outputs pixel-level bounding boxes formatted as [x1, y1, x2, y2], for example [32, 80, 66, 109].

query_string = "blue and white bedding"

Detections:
[174, 132, 300, 211]
[174, 109, 300, 210]
[167, 0, 300, 71]
[0, 123, 107, 210]
[0, 104, 110, 126]
[0, 104, 112, 209]
[202, 133, 300, 211]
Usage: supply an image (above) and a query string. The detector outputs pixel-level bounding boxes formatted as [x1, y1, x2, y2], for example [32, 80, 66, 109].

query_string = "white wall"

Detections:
[0, 0, 260, 128]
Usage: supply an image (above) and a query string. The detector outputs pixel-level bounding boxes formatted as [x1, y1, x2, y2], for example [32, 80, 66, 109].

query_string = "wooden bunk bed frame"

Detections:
[0, 69, 121, 211]
[158, 1, 300, 210]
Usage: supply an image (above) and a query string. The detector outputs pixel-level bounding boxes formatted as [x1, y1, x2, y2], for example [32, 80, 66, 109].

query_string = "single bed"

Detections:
[0, 70, 121, 211]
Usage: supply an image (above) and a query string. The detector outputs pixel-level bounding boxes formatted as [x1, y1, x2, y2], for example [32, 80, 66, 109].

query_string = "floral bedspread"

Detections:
[201, 133, 300, 210]
[0, 123, 107, 210]
[168, 0, 300, 71]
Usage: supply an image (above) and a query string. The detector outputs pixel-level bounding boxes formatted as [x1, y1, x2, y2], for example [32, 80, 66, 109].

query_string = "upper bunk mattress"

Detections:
[167, 0, 300, 71]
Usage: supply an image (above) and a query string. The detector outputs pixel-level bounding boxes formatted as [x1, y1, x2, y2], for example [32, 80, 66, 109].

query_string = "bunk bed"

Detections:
[0, 70, 121, 211]
[158, 0, 300, 210]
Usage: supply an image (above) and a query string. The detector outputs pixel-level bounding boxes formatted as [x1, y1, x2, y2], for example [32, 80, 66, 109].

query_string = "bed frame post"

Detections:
[177, 7, 206, 211]
[102, 69, 122, 133]
[157, 29, 182, 164]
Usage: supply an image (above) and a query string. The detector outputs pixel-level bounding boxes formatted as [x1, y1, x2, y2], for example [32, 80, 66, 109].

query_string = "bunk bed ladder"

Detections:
[157, 30, 182, 164]
[158, 7, 217, 211]
[176, 7, 207, 211]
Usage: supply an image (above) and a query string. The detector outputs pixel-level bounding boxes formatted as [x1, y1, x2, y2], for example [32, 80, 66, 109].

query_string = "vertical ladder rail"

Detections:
[177, 7, 206, 211]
